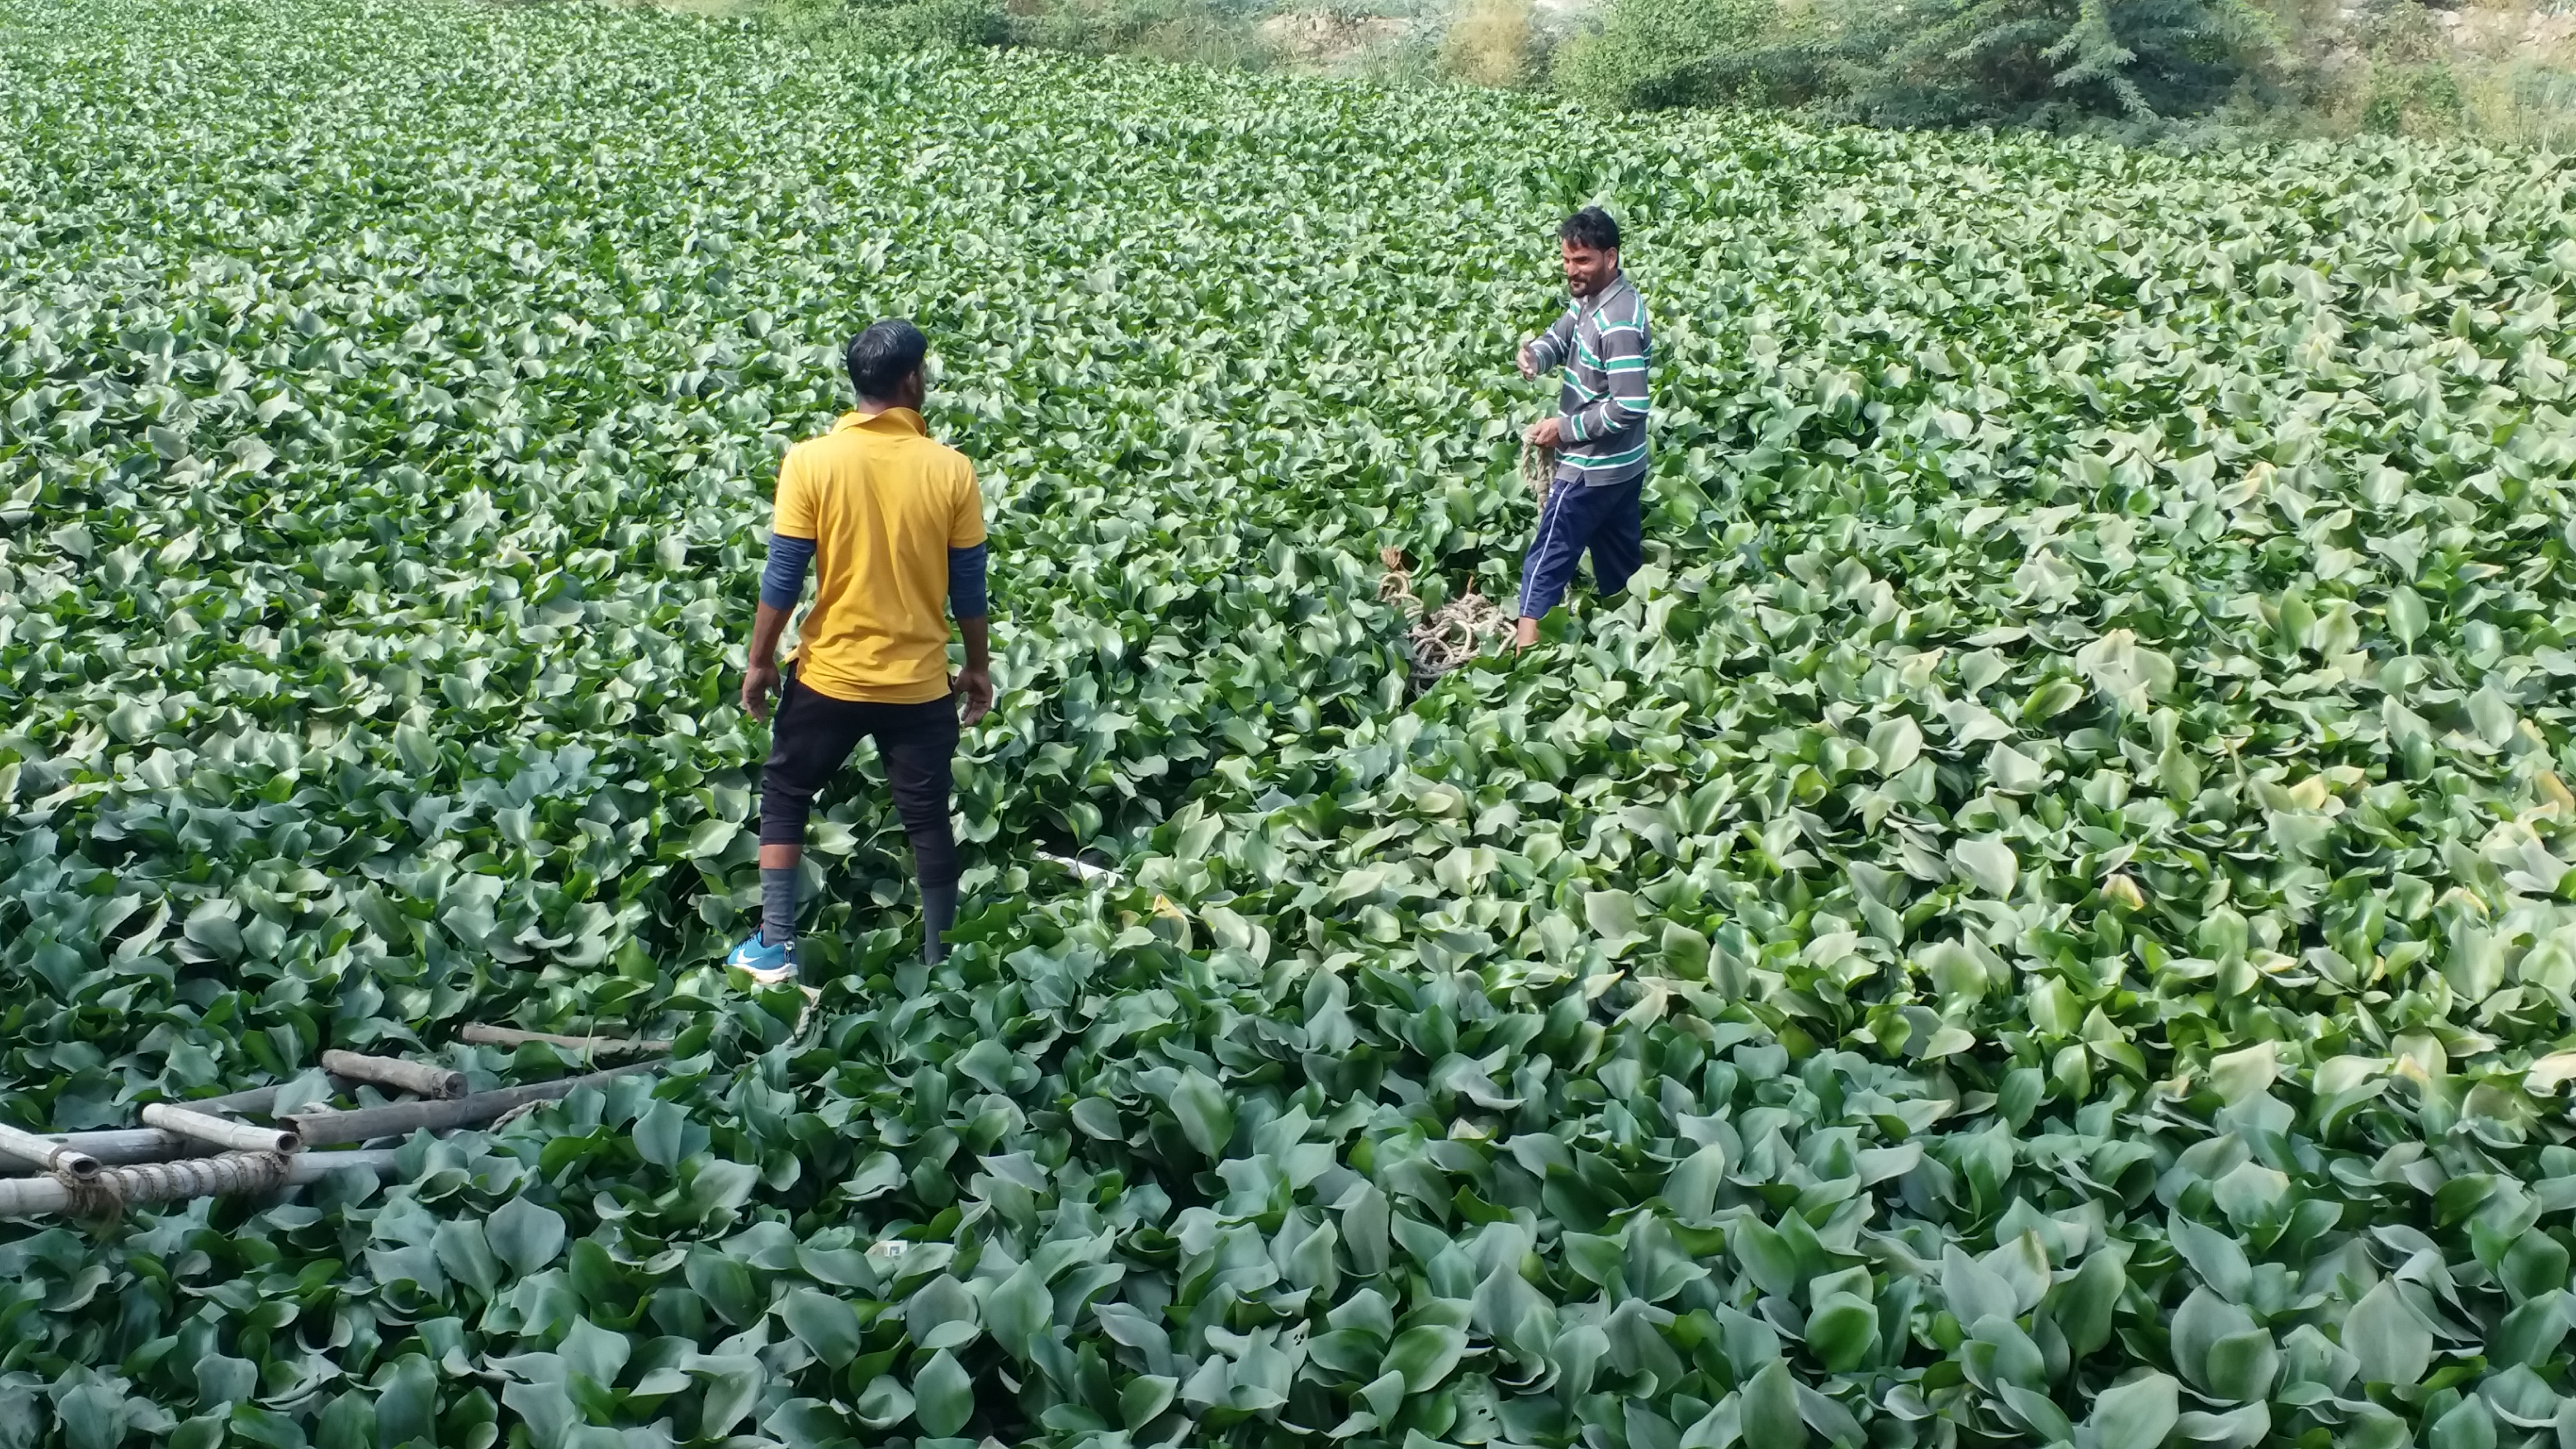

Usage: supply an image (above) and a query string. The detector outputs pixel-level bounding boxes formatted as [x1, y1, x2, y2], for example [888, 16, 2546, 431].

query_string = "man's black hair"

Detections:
[1560, 206, 1621, 253]
[847, 319, 929, 402]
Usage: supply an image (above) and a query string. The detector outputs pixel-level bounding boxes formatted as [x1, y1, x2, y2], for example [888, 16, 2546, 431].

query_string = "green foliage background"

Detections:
[8, 2, 2576, 1449]
[1545, 0, 2288, 125]
[775, 0, 2573, 136]
[1541, 0, 2576, 140]
[1547, 0, 1783, 111]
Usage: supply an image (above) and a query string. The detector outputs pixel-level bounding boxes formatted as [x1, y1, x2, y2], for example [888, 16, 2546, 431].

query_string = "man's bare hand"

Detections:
[1524, 416, 1562, 448]
[1517, 343, 1538, 380]
[955, 666, 994, 727]
[742, 661, 780, 721]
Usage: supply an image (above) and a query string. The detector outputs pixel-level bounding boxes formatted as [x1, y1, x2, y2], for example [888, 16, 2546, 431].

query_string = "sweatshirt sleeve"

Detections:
[1526, 306, 1578, 374]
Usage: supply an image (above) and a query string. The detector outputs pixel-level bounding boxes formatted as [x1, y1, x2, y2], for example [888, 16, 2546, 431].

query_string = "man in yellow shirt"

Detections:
[731, 319, 992, 983]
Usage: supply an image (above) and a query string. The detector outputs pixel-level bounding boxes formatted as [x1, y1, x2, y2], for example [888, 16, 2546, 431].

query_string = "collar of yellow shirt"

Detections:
[839, 407, 926, 437]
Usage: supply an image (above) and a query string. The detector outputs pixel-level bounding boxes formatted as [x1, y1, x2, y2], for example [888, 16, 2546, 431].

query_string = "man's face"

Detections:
[1562, 240, 1616, 297]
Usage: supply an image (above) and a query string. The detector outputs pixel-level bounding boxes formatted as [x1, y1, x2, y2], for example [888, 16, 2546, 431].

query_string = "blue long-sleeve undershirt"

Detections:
[760, 533, 989, 619]
[760, 534, 815, 609]
[948, 541, 988, 619]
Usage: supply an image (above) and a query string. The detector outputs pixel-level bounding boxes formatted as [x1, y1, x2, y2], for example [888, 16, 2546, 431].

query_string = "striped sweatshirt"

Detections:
[1527, 273, 1651, 489]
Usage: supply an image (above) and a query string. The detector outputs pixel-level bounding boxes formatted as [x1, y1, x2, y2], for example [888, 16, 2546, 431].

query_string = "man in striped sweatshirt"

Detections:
[1514, 206, 1650, 648]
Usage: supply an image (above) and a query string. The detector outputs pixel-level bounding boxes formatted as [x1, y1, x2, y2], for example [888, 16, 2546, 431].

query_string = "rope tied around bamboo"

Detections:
[48, 1150, 293, 1221]
[1378, 441, 1552, 680]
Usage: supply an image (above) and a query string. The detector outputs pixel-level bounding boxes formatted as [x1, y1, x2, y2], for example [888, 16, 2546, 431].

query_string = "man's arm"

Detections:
[947, 463, 993, 726]
[1521, 307, 1578, 378]
[956, 615, 991, 726]
[1562, 305, 1648, 447]
[950, 541, 992, 725]
[741, 533, 813, 721]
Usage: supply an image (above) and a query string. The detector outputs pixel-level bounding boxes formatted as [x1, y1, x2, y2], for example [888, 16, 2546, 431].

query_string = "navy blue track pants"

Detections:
[1516, 477, 1644, 621]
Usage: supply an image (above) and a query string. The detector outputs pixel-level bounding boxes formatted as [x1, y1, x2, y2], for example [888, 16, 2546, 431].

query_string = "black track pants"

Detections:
[757, 675, 960, 889]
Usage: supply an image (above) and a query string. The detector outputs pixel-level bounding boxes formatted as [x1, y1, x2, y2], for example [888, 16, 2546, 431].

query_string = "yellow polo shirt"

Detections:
[773, 408, 986, 704]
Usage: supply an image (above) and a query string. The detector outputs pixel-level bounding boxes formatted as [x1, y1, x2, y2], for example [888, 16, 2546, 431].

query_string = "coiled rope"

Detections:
[1378, 441, 1554, 680]
[1522, 437, 1555, 509]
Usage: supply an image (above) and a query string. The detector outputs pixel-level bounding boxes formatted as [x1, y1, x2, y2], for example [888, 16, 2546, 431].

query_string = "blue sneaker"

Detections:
[724, 932, 798, 987]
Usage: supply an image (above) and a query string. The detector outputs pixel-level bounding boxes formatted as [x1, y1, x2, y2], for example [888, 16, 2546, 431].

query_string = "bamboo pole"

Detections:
[320, 1050, 466, 1100]
[6, 1082, 302, 1178]
[140, 1104, 299, 1155]
[0, 1149, 399, 1218]
[1037, 850, 1125, 885]
[184, 1067, 336, 1119]
[184, 1083, 283, 1117]
[0, 1129, 204, 1175]
[0, 1123, 100, 1180]
[287, 1063, 661, 1147]
[459, 1024, 671, 1056]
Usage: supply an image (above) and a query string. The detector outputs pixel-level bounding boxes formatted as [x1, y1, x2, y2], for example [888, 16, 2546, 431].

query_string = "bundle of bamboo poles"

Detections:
[0, 1026, 671, 1218]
